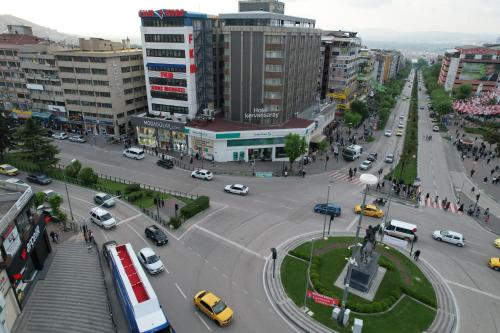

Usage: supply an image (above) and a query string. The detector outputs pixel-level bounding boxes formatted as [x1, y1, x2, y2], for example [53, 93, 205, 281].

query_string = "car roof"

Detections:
[442, 230, 463, 237]
[390, 219, 417, 230]
[139, 247, 156, 257]
[95, 192, 108, 197]
[365, 204, 377, 209]
[91, 206, 109, 215]
[362, 160, 371, 164]
[232, 184, 245, 187]
[201, 291, 221, 306]
[147, 225, 161, 231]
[43, 189, 54, 194]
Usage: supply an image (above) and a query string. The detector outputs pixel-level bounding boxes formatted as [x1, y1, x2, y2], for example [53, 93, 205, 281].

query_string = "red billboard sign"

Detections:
[139, 9, 185, 18]
[306, 290, 339, 306]
[160, 72, 174, 79]
[151, 85, 186, 93]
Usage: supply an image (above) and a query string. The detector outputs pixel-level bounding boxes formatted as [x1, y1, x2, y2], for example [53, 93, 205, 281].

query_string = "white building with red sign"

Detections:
[138, 8, 215, 123]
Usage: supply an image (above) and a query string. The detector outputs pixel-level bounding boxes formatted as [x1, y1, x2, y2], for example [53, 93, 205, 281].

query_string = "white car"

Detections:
[384, 154, 394, 163]
[191, 169, 214, 180]
[89, 207, 116, 230]
[69, 135, 86, 143]
[224, 184, 249, 195]
[432, 125, 440, 132]
[359, 160, 372, 170]
[52, 132, 69, 140]
[398, 123, 404, 128]
[137, 247, 164, 275]
[5, 178, 25, 185]
[432, 230, 465, 247]
[43, 190, 61, 201]
[384, 130, 392, 137]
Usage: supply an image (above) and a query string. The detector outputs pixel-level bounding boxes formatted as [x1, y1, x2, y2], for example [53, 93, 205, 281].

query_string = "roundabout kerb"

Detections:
[263, 231, 458, 333]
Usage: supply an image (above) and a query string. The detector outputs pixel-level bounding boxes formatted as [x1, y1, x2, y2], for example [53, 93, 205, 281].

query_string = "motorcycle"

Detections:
[373, 197, 387, 206]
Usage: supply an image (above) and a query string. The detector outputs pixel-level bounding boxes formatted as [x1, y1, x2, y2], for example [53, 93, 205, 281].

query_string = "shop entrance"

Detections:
[248, 147, 273, 161]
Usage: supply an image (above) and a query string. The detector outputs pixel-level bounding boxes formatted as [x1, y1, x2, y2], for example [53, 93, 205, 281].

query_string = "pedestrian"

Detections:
[190, 156, 193, 164]
[84, 229, 88, 243]
[212, 155, 215, 166]
[471, 186, 475, 194]
[484, 214, 490, 223]
[284, 170, 288, 177]
[50, 231, 56, 243]
[434, 195, 439, 205]
[445, 201, 451, 211]
[413, 250, 421, 261]
[425, 193, 430, 201]
[483, 176, 488, 183]
[180, 151, 183, 160]
[491, 169, 495, 176]
[349, 168, 353, 180]
[381, 181, 385, 188]
[88, 230, 94, 244]
[484, 208, 489, 216]
[302, 170, 306, 178]
[470, 169, 475, 177]
[161, 199, 165, 208]
[458, 203, 464, 212]
[487, 158, 491, 164]
[353, 167, 357, 176]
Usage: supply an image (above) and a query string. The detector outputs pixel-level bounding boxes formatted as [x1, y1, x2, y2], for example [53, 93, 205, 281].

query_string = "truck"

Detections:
[342, 145, 363, 161]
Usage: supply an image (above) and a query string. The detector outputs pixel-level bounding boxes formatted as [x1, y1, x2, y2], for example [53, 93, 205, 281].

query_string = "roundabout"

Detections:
[264, 232, 457, 333]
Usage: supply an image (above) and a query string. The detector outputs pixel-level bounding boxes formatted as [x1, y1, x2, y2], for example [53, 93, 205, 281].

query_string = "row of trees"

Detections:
[421, 63, 454, 120]
[0, 115, 60, 171]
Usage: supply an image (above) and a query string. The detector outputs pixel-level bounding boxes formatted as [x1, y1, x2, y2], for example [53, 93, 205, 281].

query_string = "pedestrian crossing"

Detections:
[328, 170, 365, 186]
[421, 198, 462, 214]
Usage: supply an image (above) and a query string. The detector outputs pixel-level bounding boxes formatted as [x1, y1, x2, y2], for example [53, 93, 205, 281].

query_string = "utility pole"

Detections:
[322, 185, 332, 239]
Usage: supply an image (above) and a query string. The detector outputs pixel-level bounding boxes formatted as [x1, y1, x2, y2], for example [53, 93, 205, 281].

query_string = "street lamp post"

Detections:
[322, 185, 332, 239]
[338, 173, 378, 325]
[378, 167, 394, 248]
[64, 159, 77, 225]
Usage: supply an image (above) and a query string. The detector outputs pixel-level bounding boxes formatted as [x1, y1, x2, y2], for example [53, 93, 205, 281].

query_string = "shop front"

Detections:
[131, 115, 187, 152]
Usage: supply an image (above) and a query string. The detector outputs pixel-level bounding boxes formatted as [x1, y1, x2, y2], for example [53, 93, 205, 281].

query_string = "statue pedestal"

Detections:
[347, 251, 380, 292]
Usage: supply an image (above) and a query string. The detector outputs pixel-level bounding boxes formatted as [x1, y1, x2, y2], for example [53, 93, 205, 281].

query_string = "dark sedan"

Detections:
[156, 158, 174, 169]
[145, 225, 168, 246]
[27, 173, 52, 185]
[314, 203, 342, 217]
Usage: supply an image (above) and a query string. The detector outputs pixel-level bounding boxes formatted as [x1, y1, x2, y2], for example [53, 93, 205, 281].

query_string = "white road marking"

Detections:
[445, 279, 500, 302]
[195, 313, 212, 331]
[242, 289, 249, 295]
[179, 204, 229, 240]
[222, 273, 229, 279]
[213, 266, 219, 271]
[193, 225, 265, 259]
[175, 283, 187, 299]
[125, 223, 149, 244]
[345, 216, 358, 231]
[204, 259, 209, 264]
[116, 213, 142, 226]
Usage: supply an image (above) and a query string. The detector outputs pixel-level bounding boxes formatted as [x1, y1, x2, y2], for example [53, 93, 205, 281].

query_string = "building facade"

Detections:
[0, 180, 52, 332]
[438, 45, 500, 93]
[54, 38, 147, 137]
[219, 1, 321, 125]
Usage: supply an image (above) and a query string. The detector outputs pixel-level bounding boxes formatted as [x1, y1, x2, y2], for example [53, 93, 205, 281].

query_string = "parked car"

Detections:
[194, 290, 234, 326]
[94, 192, 115, 207]
[224, 184, 249, 195]
[137, 247, 164, 275]
[396, 129, 403, 136]
[359, 160, 372, 170]
[384, 130, 392, 137]
[89, 207, 116, 229]
[398, 122, 405, 128]
[384, 154, 394, 163]
[367, 153, 377, 162]
[26, 173, 52, 185]
[52, 132, 68, 140]
[5, 178, 25, 185]
[0, 164, 19, 176]
[156, 158, 174, 169]
[494, 238, 500, 249]
[69, 135, 86, 143]
[123, 147, 145, 160]
[145, 225, 168, 246]
[488, 258, 500, 271]
[433, 125, 440, 132]
[191, 169, 214, 180]
[354, 204, 384, 218]
[432, 230, 465, 247]
[313, 203, 341, 217]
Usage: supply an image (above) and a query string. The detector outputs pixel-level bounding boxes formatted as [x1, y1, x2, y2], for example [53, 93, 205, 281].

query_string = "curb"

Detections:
[263, 232, 457, 333]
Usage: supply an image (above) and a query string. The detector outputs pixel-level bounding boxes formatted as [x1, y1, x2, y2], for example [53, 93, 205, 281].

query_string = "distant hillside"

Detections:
[0, 14, 80, 45]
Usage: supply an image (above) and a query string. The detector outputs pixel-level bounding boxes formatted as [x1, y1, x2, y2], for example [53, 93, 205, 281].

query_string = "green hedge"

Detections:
[180, 196, 210, 220]
[125, 183, 141, 194]
[169, 216, 182, 229]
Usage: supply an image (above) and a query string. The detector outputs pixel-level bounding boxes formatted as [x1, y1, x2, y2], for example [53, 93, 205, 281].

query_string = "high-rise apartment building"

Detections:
[319, 31, 361, 110]
[438, 45, 500, 93]
[54, 38, 147, 136]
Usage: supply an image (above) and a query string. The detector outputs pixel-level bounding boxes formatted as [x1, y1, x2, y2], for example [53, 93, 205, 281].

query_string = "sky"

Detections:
[1, 0, 499, 39]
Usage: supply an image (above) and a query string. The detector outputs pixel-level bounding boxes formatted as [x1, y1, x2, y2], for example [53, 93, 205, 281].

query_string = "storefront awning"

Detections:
[31, 112, 52, 121]
[54, 116, 68, 122]
[310, 134, 327, 144]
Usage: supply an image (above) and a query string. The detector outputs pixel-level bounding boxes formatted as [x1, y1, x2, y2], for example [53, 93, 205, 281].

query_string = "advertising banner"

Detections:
[459, 63, 500, 82]
[306, 290, 339, 306]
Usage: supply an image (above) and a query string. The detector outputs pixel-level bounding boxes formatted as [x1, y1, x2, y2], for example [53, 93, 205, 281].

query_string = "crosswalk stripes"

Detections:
[328, 170, 364, 186]
[422, 198, 461, 214]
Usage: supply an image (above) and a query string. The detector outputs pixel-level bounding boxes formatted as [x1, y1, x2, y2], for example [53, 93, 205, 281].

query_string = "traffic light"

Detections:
[476, 193, 480, 201]
[271, 248, 277, 260]
[154, 198, 158, 205]
[175, 203, 179, 211]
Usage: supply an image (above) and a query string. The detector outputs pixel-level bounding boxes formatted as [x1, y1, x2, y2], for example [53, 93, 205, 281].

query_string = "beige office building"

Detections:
[54, 38, 147, 137]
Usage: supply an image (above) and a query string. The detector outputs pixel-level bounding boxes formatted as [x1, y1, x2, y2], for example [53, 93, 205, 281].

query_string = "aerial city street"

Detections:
[0, 1, 499, 333]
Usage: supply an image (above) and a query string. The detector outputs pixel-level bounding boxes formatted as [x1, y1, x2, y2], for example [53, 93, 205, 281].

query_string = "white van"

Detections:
[342, 144, 363, 161]
[383, 219, 418, 241]
[89, 207, 117, 230]
[123, 147, 145, 160]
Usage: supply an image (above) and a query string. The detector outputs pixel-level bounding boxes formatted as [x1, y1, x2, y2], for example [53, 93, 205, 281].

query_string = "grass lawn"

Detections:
[281, 255, 308, 307]
[464, 126, 488, 137]
[389, 157, 418, 185]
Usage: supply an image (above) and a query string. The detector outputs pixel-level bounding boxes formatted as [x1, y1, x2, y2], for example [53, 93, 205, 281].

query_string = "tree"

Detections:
[14, 119, 59, 171]
[317, 140, 328, 155]
[65, 160, 82, 179]
[350, 100, 369, 120]
[343, 111, 362, 127]
[0, 113, 14, 162]
[483, 130, 500, 149]
[284, 133, 307, 172]
[454, 84, 472, 100]
[79, 167, 98, 186]
[416, 59, 427, 69]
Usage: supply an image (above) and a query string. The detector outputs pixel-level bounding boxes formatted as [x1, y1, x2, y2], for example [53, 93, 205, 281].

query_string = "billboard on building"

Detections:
[459, 63, 500, 82]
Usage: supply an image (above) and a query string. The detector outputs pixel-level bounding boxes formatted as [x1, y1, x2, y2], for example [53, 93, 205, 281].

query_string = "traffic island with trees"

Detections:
[280, 236, 437, 333]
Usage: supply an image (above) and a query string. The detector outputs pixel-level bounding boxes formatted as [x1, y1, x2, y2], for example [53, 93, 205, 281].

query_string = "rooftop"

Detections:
[186, 115, 314, 132]
[220, 11, 315, 25]
[0, 33, 42, 46]
[0, 187, 23, 222]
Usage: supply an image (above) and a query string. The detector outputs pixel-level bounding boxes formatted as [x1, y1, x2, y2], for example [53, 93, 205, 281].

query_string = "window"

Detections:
[265, 64, 282, 72]
[123, 77, 133, 84]
[146, 49, 185, 58]
[93, 80, 109, 86]
[64, 89, 78, 95]
[223, 48, 231, 56]
[265, 50, 283, 58]
[264, 91, 281, 99]
[144, 34, 184, 43]
[223, 35, 231, 43]
[149, 77, 187, 87]
[117, 112, 124, 118]
[124, 88, 133, 94]
[95, 91, 111, 97]
[127, 110, 136, 115]
[126, 98, 134, 105]
[79, 90, 94, 96]
[131, 65, 143, 71]
[122, 67, 131, 73]
[265, 35, 284, 44]
[59, 67, 74, 73]
[81, 101, 96, 107]
[66, 100, 80, 105]
[75, 67, 91, 74]
[56, 55, 72, 61]
[134, 86, 145, 93]
[141, 17, 184, 27]
[90, 57, 106, 63]
[265, 78, 282, 86]
[133, 76, 143, 82]
[77, 79, 92, 85]
[152, 103, 188, 114]
[120, 56, 130, 62]
[97, 103, 112, 108]
[150, 91, 188, 101]
[92, 68, 107, 75]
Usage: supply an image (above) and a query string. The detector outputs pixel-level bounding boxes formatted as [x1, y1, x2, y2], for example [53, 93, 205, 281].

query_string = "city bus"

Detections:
[104, 242, 175, 333]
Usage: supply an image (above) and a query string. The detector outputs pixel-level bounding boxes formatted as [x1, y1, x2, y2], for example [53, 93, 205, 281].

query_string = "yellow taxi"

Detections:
[194, 290, 233, 326]
[494, 239, 500, 249]
[488, 258, 500, 271]
[396, 129, 403, 136]
[0, 164, 19, 176]
[354, 204, 384, 218]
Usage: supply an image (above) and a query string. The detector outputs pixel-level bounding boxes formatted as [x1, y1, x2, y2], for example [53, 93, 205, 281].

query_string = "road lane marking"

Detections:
[345, 216, 358, 231]
[116, 213, 142, 226]
[179, 204, 229, 240]
[195, 313, 212, 331]
[175, 283, 187, 299]
[213, 266, 219, 271]
[193, 225, 265, 259]
[445, 279, 500, 302]
[125, 223, 149, 244]
[242, 289, 249, 295]
[222, 273, 229, 279]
